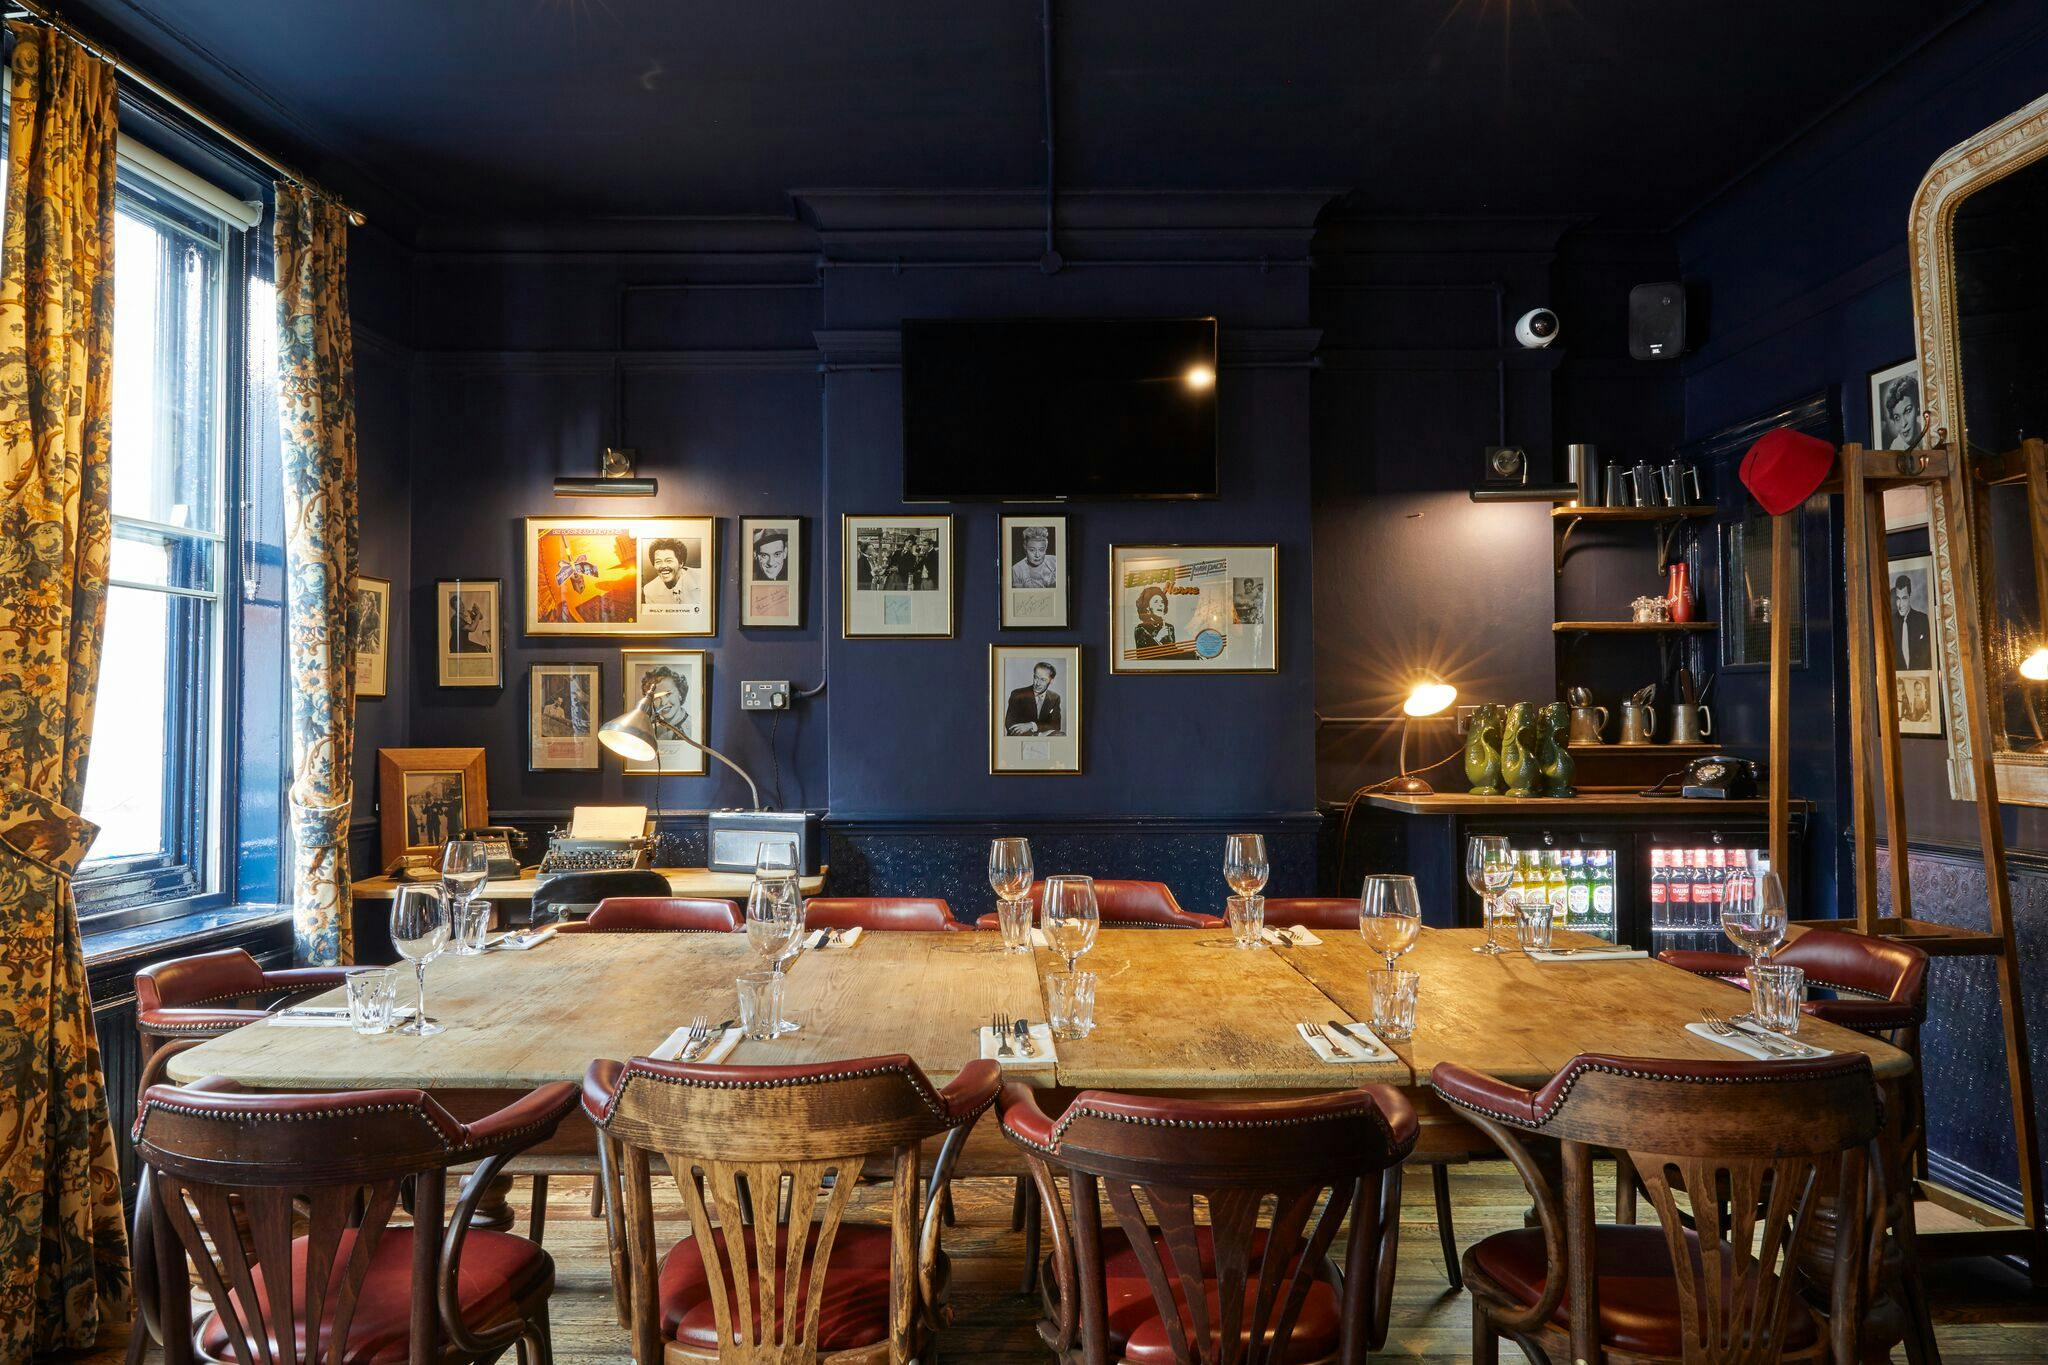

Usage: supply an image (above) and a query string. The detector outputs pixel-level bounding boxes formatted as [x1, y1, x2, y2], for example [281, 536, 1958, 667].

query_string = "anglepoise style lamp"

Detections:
[597, 695, 762, 811]
[1371, 679, 1459, 796]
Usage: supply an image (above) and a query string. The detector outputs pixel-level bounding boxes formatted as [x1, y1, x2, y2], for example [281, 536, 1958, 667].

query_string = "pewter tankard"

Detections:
[1618, 700, 1657, 745]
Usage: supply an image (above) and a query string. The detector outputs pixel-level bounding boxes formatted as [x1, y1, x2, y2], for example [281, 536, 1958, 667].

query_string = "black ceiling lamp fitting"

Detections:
[556, 357, 656, 497]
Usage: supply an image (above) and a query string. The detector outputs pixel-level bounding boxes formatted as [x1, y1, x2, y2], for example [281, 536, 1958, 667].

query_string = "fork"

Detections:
[994, 1011, 1015, 1059]
[1699, 1007, 1798, 1058]
[1297, 1020, 1338, 1055]
[676, 1016, 711, 1061]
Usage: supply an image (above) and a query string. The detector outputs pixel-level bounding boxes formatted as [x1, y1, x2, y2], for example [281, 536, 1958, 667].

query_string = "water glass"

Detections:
[737, 971, 785, 1041]
[1516, 902, 1555, 954]
[1750, 963, 1807, 1035]
[1046, 970, 1098, 1039]
[1227, 894, 1265, 949]
[346, 968, 400, 1035]
[1224, 833, 1270, 898]
[451, 898, 492, 955]
[997, 896, 1034, 952]
[1368, 969, 1420, 1042]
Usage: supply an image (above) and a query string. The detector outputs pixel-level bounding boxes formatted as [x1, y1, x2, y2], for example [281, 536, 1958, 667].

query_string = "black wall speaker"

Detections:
[1629, 282, 1687, 360]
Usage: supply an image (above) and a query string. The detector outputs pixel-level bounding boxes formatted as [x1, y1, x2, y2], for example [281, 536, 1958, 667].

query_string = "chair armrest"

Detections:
[264, 967, 355, 991]
[582, 1058, 625, 1122]
[1657, 949, 1749, 980]
[455, 1081, 580, 1158]
[971, 912, 1001, 930]
[1803, 998, 1918, 1035]
[138, 1007, 269, 1036]
[937, 1059, 1000, 1122]
[1430, 1062, 1542, 1127]
[997, 1081, 1059, 1149]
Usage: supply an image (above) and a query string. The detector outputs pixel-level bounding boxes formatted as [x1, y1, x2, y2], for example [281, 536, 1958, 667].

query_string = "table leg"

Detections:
[471, 1173, 516, 1231]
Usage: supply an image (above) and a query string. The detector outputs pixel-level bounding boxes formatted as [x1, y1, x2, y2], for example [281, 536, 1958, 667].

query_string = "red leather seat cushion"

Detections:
[1470, 1225, 1818, 1357]
[660, 1223, 893, 1353]
[1095, 1226, 1341, 1364]
[195, 1227, 547, 1364]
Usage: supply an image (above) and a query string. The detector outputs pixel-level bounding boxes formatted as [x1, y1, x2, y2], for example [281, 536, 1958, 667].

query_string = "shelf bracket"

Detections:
[1555, 515, 1583, 576]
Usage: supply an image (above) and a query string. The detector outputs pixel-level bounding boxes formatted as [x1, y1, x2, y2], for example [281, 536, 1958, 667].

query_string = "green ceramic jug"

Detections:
[1500, 702, 1537, 798]
[1538, 700, 1576, 797]
[1463, 702, 1503, 794]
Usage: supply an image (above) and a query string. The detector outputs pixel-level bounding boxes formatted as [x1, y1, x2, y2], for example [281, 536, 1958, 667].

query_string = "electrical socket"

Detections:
[1455, 704, 1481, 734]
[741, 681, 790, 712]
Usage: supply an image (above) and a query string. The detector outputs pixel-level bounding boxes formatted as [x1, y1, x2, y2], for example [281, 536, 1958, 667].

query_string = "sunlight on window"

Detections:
[79, 586, 171, 860]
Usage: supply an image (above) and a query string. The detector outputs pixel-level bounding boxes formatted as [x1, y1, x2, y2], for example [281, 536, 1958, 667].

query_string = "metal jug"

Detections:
[1618, 700, 1657, 746]
[1669, 702, 1714, 745]
[1568, 704, 1609, 744]
[1661, 461, 1702, 507]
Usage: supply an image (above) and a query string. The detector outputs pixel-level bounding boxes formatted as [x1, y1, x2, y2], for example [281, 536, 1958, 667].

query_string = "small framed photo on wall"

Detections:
[741, 516, 802, 627]
[437, 579, 503, 687]
[1869, 357, 1924, 452]
[1886, 553, 1946, 737]
[528, 662, 601, 771]
[353, 575, 390, 698]
[842, 514, 953, 638]
[618, 649, 708, 776]
[990, 644, 1082, 775]
[377, 747, 488, 867]
[1000, 514, 1069, 628]
[523, 515, 718, 637]
[1108, 543, 1277, 674]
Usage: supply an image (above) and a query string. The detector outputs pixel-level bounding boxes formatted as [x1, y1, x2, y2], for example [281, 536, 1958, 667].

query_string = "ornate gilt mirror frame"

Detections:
[1910, 91, 2048, 803]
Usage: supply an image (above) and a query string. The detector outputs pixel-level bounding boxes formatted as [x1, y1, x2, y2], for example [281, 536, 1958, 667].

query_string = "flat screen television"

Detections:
[901, 317, 1218, 500]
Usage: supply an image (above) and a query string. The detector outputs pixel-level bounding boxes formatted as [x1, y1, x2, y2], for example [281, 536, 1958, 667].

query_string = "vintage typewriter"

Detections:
[536, 806, 654, 883]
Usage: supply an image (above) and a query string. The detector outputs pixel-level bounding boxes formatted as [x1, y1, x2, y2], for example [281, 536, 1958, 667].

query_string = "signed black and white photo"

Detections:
[740, 517, 802, 627]
[999, 514, 1069, 628]
[528, 663, 600, 770]
[843, 514, 953, 637]
[618, 649, 708, 775]
[436, 579, 502, 687]
[990, 645, 1082, 774]
[1887, 554, 1945, 736]
[353, 576, 390, 698]
[1869, 358, 1923, 452]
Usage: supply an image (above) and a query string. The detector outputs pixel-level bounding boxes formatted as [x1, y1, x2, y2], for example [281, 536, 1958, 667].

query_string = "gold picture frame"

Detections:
[377, 747, 488, 867]
[1108, 543, 1279, 674]
[989, 644, 1083, 775]
[841, 513, 954, 638]
[618, 648, 709, 777]
[352, 575, 390, 699]
[522, 515, 718, 637]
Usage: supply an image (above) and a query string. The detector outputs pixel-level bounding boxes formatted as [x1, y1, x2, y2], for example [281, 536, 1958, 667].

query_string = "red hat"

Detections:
[1739, 427, 1836, 515]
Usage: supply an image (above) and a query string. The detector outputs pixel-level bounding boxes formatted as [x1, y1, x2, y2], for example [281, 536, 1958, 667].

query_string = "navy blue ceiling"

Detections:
[70, 0, 1980, 238]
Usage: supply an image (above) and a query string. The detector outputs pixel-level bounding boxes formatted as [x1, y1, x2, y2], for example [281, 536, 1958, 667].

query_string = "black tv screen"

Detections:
[901, 317, 1218, 500]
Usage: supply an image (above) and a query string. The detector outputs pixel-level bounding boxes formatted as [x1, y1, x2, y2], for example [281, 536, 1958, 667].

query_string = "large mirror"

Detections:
[1912, 93, 2048, 802]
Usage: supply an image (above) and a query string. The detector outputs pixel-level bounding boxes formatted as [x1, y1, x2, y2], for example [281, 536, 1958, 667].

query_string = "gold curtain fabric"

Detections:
[276, 184, 359, 965]
[0, 19, 129, 1356]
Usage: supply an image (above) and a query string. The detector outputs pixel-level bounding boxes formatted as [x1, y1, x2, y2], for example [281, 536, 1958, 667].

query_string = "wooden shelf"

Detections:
[1552, 505, 1716, 521]
[1554, 620, 1717, 634]
[1569, 742, 1715, 755]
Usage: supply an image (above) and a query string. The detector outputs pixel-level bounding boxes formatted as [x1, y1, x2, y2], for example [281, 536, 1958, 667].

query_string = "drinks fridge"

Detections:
[1492, 841, 1622, 944]
[1647, 842, 1772, 955]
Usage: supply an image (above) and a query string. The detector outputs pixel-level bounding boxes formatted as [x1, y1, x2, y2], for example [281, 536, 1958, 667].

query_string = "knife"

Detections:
[1324, 1020, 1383, 1060]
[680, 1018, 739, 1061]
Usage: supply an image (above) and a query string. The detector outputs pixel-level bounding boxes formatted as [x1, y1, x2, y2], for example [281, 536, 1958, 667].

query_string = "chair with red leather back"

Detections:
[802, 896, 964, 931]
[132, 1075, 579, 1365]
[999, 1082, 1417, 1364]
[583, 1052, 1000, 1362]
[1433, 1052, 1882, 1365]
[134, 947, 353, 1076]
[558, 896, 744, 933]
[973, 879, 1219, 929]
[1261, 897, 1358, 931]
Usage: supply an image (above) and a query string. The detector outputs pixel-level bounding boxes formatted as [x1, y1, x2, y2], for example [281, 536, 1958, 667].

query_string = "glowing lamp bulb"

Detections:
[1402, 681, 1458, 718]
[2021, 648, 2048, 682]
[1183, 364, 1215, 391]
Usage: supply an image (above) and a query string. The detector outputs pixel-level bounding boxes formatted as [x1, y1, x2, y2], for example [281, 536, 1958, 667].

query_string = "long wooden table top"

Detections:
[349, 867, 826, 903]
[168, 926, 1909, 1092]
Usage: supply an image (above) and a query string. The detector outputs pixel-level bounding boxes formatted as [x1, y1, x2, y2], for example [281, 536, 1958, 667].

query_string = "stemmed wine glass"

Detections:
[1041, 874, 1100, 975]
[754, 838, 798, 882]
[390, 884, 450, 1036]
[442, 841, 490, 954]
[745, 875, 806, 1035]
[1465, 836, 1513, 955]
[1358, 874, 1423, 971]
[1722, 868, 1788, 1018]
[989, 838, 1035, 949]
[1224, 834, 1270, 900]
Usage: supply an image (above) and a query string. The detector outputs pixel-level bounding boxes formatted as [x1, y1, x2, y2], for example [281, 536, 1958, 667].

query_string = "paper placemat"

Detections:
[1261, 925, 1324, 947]
[806, 926, 865, 950]
[1684, 1020, 1830, 1060]
[1525, 946, 1647, 962]
[487, 925, 557, 951]
[650, 1025, 744, 1064]
[267, 1006, 419, 1029]
[979, 1023, 1057, 1066]
[1296, 1021, 1396, 1064]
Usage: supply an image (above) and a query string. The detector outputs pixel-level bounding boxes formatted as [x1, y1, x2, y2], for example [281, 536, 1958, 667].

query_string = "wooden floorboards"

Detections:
[91, 1167, 2048, 1362]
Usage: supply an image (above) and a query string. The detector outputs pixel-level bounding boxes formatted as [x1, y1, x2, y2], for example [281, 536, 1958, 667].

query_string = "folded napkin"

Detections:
[1028, 926, 1049, 948]
[487, 925, 557, 951]
[1684, 1020, 1830, 1060]
[1525, 946, 1647, 962]
[268, 1006, 419, 1029]
[1296, 1021, 1395, 1063]
[806, 926, 864, 950]
[650, 1025, 744, 1064]
[1260, 925, 1323, 947]
[979, 1022, 1057, 1066]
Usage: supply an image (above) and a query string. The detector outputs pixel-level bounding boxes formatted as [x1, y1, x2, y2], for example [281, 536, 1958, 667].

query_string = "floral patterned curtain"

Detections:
[0, 19, 129, 1356]
[276, 184, 359, 965]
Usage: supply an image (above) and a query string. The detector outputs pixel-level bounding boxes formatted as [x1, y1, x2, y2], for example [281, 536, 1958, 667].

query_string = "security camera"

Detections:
[1514, 308, 1560, 349]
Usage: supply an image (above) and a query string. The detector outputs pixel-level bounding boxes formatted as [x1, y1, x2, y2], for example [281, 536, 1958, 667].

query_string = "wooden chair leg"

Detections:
[589, 1176, 604, 1219]
[1019, 1185, 1043, 1294]
[1431, 1162, 1463, 1291]
[1614, 1152, 1639, 1225]
[1471, 1303, 1499, 1365]
[529, 1174, 549, 1244]
[941, 1184, 957, 1227]
[1010, 1176, 1027, 1231]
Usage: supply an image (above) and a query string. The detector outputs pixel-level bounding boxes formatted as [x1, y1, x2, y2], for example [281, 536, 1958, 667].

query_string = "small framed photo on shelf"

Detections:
[1000, 514, 1069, 628]
[1886, 553, 1946, 737]
[842, 514, 953, 638]
[352, 575, 390, 698]
[618, 649, 708, 776]
[523, 515, 717, 637]
[990, 644, 1082, 775]
[377, 747, 488, 867]
[436, 579, 503, 687]
[1108, 543, 1277, 674]
[528, 662, 601, 771]
[741, 516, 802, 627]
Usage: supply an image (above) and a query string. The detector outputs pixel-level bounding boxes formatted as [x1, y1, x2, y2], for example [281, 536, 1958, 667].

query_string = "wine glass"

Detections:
[754, 838, 798, 882]
[745, 875, 806, 1035]
[990, 837, 1034, 904]
[1722, 869, 1788, 1015]
[441, 841, 490, 954]
[1465, 835, 1513, 955]
[1041, 874, 1100, 975]
[1358, 874, 1423, 971]
[390, 884, 449, 1036]
[1224, 834, 1270, 900]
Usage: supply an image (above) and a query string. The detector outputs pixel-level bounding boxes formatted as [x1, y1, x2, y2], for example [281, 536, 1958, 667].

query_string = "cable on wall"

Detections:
[1039, 0, 1061, 274]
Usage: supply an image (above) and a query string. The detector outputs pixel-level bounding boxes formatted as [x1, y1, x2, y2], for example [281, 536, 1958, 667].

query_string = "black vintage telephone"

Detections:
[1641, 754, 1761, 800]
[383, 826, 525, 881]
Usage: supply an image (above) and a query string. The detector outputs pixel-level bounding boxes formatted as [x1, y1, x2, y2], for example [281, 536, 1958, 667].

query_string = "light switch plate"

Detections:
[741, 681, 790, 712]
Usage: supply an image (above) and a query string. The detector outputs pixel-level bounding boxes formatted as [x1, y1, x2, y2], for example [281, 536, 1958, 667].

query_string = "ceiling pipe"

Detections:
[1039, 0, 1062, 274]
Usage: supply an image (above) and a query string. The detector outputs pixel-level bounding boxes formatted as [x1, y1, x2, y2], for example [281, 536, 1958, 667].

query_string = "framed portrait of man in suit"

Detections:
[989, 645, 1082, 774]
[1886, 553, 1945, 737]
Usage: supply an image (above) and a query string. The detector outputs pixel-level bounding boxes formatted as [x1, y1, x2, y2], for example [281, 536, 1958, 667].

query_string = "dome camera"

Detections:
[1514, 308, 1560, 349]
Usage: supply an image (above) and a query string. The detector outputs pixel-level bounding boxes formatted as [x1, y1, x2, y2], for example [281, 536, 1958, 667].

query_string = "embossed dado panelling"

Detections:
[1877, 844, 2048, 1212]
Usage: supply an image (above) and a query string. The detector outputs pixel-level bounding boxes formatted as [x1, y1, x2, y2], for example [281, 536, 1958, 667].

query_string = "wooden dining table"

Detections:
[166, 924, 1912, 1173]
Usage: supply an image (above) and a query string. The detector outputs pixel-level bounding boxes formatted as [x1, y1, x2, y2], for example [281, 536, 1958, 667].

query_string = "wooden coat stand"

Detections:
[1770, 440, 2045, 1275]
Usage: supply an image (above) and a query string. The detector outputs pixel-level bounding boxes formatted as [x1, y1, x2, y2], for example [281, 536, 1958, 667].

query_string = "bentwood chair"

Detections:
[1260, 898, 1358, 931]
[1000, 1082, 1418, 1364]
[530, 868, 673, 923]
[584, 1052, 1001, 1362]
[1433, 1052, 1884, 1365]
[801, 896, 964, 931]
[973, 879, 1220, 929]
[135, 948, 354, 1076]
[133, 1075, 579, 1365]
[560, 896, 745, 933]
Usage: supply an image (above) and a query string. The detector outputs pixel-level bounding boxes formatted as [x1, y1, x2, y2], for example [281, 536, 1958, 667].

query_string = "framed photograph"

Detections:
[376, 747, 488, 867]
[1000, 514, 1069, 628]
[529, 663, 601, 771]
[618, 649, 708, 776]
[741, 516, 802, 628]
[436, 579, 502, 688]
[523, 515, 717, 637]
[1108, 543, 1278, 674]
[1721, 513, 1808, 670]
[1887, 553, 1946, 737]
[352, 575, 390, 699]
[842, 514, 953, 638]
[990, 645, 1082, 775]
[1869, 357, 1923, 452]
